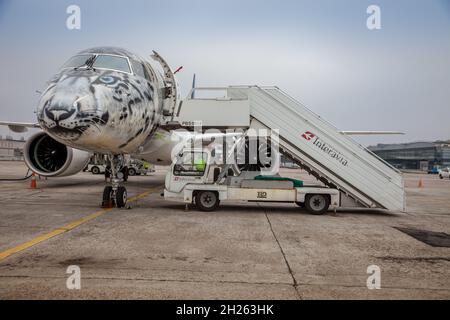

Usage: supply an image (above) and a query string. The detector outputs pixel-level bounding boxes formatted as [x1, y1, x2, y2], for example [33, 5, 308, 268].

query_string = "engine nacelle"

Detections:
[24, 132, 91, 177]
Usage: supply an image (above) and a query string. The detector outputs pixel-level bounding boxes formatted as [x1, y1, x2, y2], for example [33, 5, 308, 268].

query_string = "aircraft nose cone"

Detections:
[37, 71, 112, 146]
[40, 95, 83, 127]
[38, 92, 99, 142]
[38, 87, 111, 145]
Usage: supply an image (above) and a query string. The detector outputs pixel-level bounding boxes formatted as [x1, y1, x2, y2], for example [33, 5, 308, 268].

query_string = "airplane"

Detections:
[0, 46, 404, 208]
[1, 47, 190, 208]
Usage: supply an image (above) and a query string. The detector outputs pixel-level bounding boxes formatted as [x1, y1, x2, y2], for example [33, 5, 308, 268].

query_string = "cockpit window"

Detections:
[93, 55, 131, 73]
[62, 54, 132, 74]
[130, 59, 152, 81]
[130, 60, 145, 79]
[62, 54, 92, 69]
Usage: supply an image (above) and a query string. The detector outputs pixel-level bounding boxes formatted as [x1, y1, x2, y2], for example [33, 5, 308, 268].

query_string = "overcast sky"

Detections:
[0, 0, 449, 146]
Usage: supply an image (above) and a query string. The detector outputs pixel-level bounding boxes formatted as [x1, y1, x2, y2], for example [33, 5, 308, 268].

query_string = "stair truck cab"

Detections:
[164, 148, 340, 215]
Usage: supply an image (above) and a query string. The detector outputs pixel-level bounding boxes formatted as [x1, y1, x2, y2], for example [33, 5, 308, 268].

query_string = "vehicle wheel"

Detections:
[295, 202, 305, 208]
[439, 175, 443, 179]
[305, 194, 330, 215]
[91, 166, 100, 175]
[195, 191, 220, 212]
[102, 186, 113, 207]
[128, 168, 136, 176]
[116, 186, 127, 208]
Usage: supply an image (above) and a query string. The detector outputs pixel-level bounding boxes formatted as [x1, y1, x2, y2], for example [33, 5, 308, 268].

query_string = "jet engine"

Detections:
[24, 132, 91, 177]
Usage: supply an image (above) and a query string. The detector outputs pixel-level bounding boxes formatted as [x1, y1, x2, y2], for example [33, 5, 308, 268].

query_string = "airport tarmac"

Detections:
[0, 160, 449, 299]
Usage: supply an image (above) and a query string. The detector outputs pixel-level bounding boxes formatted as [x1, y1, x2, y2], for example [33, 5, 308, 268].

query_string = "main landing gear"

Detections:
[102, 154, 128, 208]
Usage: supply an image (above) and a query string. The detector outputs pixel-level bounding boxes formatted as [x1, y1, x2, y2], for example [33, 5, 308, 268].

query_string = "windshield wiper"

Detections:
[74, 55, 97, 71]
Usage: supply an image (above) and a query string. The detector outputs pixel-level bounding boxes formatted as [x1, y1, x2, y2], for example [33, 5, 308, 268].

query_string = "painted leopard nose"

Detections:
[44, 106, 76, 122]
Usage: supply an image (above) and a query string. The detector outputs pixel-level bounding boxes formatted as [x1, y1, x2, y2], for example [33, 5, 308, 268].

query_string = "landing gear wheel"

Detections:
[128, 168, 136, 176]
[195, 191, 220, 212]
[116, 186, 127, 208]
[305, 194, 330, 215]
[91, 166, 100, 175]
[102, 186, 113, 207]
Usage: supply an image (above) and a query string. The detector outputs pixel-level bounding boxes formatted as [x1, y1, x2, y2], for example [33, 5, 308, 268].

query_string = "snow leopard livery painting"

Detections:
[0, 47, 183, 208]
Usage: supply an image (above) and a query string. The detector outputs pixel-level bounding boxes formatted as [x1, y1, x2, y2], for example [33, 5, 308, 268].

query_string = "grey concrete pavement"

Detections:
[0, 161, 449, 299]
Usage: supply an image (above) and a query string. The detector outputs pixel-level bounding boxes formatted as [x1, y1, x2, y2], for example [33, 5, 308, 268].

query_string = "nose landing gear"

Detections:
[101, 155, 128, 208]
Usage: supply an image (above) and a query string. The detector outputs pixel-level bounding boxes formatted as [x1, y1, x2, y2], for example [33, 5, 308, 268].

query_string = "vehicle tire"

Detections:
[91, 166, 100, 175]
[305, 194, 330, 215]
[439, 174, 443, 179]
[195, 191, 220, 212]
[128, 168, 136, 176]
[116, 186, 127, 208]
[102, 186, 113, 207]
[295, 202, 305, 208]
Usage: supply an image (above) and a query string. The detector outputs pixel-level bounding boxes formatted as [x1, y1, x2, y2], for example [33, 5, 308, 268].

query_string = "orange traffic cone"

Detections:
[418, 179, 423, 188]
[30, 172, 37, 189]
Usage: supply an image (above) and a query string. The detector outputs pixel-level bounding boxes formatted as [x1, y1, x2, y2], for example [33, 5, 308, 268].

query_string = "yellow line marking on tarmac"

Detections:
[0, 185, 162, 262]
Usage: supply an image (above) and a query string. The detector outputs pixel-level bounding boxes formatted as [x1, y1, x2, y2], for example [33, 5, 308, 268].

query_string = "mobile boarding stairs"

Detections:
[161, 86, 405, 212]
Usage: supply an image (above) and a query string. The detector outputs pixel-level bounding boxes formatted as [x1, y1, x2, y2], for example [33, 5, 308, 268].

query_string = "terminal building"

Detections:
[368, 140, 450, 171]
[0, 136, 25, 161]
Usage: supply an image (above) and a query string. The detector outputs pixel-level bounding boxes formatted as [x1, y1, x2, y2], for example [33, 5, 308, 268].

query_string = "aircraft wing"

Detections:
[0, 121, 40, 133]
[340, 131, 404, 135]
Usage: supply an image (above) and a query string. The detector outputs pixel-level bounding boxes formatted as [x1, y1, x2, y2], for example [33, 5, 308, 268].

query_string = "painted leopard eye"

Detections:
[99, 76, 117, 85]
